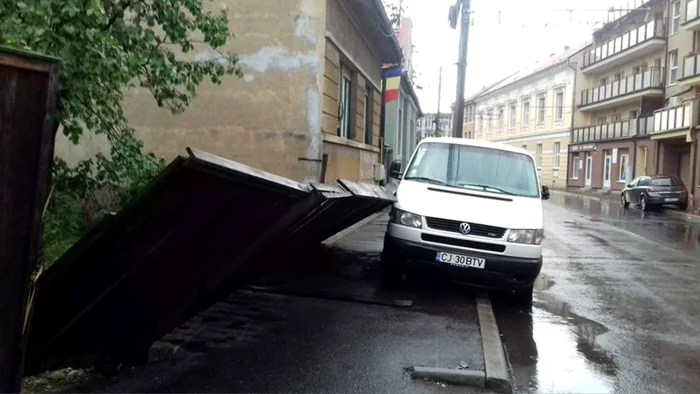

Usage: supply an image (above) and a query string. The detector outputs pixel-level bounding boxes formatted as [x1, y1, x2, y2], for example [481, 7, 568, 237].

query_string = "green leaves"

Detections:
[1, 0, 241, 267]
[0, 0, 241, 142]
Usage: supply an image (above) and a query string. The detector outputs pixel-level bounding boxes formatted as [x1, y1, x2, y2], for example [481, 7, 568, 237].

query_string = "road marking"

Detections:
[476, 295, 513, 393]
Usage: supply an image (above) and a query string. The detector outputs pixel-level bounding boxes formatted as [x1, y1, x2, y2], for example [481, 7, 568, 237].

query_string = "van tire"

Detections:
[380, 250, 402, 289]
[513, 285, 534, 305]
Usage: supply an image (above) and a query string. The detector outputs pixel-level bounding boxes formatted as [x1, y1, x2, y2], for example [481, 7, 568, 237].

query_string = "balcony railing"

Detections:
[653, 102, 694, 133]
[582, 20, 664, 68]
[580, 68, 663, 107]
[682, 54, 700, 80]
[687, 0, 699, 24]
[572, 116, 654, 144]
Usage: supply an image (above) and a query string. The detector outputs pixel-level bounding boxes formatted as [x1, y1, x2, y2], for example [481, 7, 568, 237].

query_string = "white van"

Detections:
[381, 137, 549, 304]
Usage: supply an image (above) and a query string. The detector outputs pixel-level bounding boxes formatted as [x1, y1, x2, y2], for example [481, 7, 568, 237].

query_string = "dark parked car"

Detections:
[621, 175, 689, 211]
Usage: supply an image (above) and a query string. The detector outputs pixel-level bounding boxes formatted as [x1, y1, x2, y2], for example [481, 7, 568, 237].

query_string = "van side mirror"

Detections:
[541, 185, 550, 200]
[389, 160, 403, 179]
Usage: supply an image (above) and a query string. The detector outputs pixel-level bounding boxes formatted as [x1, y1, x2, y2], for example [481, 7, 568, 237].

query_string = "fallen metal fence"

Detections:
[24, 148, 395, 374]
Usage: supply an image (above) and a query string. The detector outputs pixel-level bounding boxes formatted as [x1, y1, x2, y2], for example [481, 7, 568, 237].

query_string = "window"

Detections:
[669, 50, 678, 85]
[554, 142, 561, 168]
[536, 143, 543, 168]
[509, 102, 516, 130]
[363, 89, 373, 144]
[497, 106, 504, 131]
[671, 1, 681, 35]
[403, 142, 540, 198]
[618, 153, 629, 182]
[537, 94, 546, 124]
[598, 116, 607, 125]
[650, 176, 684, 186]
[614, 71, 624, 81]
[486, 109, 492, 132]
[478, 112, 484, 134]
[572, 157, 580, 179]
[522, 100, 530, 127]
[612, 114, 622, 122]
[339, 73, 353, 138]
[555, 90, 564, 122]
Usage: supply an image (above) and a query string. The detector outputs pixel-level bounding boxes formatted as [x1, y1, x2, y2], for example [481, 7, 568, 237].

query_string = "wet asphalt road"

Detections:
[103, 217, 487, 394]
[100, 193, 700, 393]
[495, 192, 700, 393]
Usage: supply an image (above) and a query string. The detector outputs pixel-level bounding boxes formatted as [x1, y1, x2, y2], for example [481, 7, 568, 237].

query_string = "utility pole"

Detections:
[449, 0, 471, 138]
[435, 66, 442, 137]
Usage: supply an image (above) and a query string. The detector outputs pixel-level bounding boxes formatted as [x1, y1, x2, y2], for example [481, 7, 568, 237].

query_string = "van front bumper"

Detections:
[383, 234, 542, 291]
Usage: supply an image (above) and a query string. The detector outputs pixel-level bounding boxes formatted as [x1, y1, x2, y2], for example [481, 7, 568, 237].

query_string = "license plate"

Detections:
[665, 198, 679, 202]
[435, 252, 485, 269]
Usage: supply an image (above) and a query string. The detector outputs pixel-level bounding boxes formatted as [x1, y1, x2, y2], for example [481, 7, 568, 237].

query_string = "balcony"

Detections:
[572, 116, 654, 144]
[683, 0, 700, 31]
[582, 20, 665, 74]
[652, 101, 697, 139]
[579, 68, 664, 111]
[680, 54, 700, 86]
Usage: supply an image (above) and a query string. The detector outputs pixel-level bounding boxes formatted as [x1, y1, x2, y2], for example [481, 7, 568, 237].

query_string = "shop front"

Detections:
[568, 140, 651, 191]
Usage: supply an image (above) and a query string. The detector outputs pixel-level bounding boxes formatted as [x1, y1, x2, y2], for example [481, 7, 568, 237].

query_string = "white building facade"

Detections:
[417, 113, 453, 139]
[473, 48, 580, 189]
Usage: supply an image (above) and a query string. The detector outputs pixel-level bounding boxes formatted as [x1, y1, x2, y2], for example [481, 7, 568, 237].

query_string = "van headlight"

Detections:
[390, 208, 423, 228]
[507, 229, 544, 245]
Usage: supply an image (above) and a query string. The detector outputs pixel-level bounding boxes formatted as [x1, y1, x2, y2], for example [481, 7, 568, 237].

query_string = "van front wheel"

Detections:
[512, 285, 534, 305]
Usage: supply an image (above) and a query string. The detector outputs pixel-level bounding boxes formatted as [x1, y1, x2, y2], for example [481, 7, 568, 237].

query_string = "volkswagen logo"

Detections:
[459, 222, 471, 235]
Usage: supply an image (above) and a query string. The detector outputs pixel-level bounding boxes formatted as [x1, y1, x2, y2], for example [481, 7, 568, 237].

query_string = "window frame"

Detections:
[618, 153, 630, 182]
[339, 71, 353, 139]
[671, 1, 681, 35]
[508, 102, 517, 130]
[669, 50, 679, 85]
[522, 100, 530, 127]
[554, 90, 564, 123]
[537, 93, 546, 125]
[363, 89, 373, 144]
[572, 157, 580, 179]
[535, 143, 543, 169]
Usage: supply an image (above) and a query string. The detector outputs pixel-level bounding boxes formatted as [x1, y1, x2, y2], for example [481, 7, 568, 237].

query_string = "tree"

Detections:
[0, 0, 243, 265]
[1, 0, 241, 145]
[382, 0, 403, 29]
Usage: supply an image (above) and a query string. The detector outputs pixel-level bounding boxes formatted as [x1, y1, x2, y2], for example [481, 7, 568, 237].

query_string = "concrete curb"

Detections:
[409, 366, 485, 387]
[476, 296, 512, 393]
[321, 208, 389, 246]
[552, 190, 700, 224]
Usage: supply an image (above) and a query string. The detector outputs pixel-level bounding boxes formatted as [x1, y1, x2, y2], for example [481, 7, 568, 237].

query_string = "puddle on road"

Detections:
[496, 275, 617, 394]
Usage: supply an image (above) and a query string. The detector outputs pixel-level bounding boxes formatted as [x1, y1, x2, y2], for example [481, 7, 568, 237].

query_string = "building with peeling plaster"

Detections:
[115, 0, 403, 184]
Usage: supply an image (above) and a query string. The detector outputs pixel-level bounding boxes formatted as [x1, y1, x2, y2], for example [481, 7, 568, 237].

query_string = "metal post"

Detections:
[452, 0, 471, 138]
[436, 66, 442, 136]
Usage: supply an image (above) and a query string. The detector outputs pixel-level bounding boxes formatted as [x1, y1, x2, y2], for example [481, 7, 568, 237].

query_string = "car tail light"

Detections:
[648, 188, 659, 195]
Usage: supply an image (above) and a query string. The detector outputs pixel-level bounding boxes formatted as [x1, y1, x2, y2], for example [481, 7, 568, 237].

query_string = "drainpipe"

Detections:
[692, 130, 698, 212]
[567, 61, 578, 189]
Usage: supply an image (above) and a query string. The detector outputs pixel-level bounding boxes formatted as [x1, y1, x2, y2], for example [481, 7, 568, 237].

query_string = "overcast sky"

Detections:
[395, 0, 651, 114]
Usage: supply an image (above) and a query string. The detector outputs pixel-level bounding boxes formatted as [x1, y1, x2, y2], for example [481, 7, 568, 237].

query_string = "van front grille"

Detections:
[425, 217, 506, 239]
[421, 233, 506, 253]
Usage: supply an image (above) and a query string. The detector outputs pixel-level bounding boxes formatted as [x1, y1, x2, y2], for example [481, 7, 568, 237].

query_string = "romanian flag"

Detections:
[382, 67, 402, 104]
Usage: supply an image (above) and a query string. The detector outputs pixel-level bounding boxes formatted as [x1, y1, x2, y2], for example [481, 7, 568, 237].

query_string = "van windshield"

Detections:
[403, 142, 540, 198]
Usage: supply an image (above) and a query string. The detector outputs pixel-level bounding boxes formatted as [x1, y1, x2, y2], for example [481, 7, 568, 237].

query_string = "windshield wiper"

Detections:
[458, 183, 516, 195]
[403, 176, 446, 185]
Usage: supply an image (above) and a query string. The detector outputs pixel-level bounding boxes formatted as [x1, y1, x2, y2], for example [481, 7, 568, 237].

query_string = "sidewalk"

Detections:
[554, 188, 700, 223]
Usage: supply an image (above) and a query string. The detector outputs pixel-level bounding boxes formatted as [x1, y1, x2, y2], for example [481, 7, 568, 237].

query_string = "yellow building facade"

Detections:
[472, 47, 583, 189]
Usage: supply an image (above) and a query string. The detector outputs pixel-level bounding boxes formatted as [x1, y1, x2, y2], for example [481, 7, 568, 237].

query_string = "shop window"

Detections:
[619, 153, 630, 181]
[572, 157, 580, 179]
